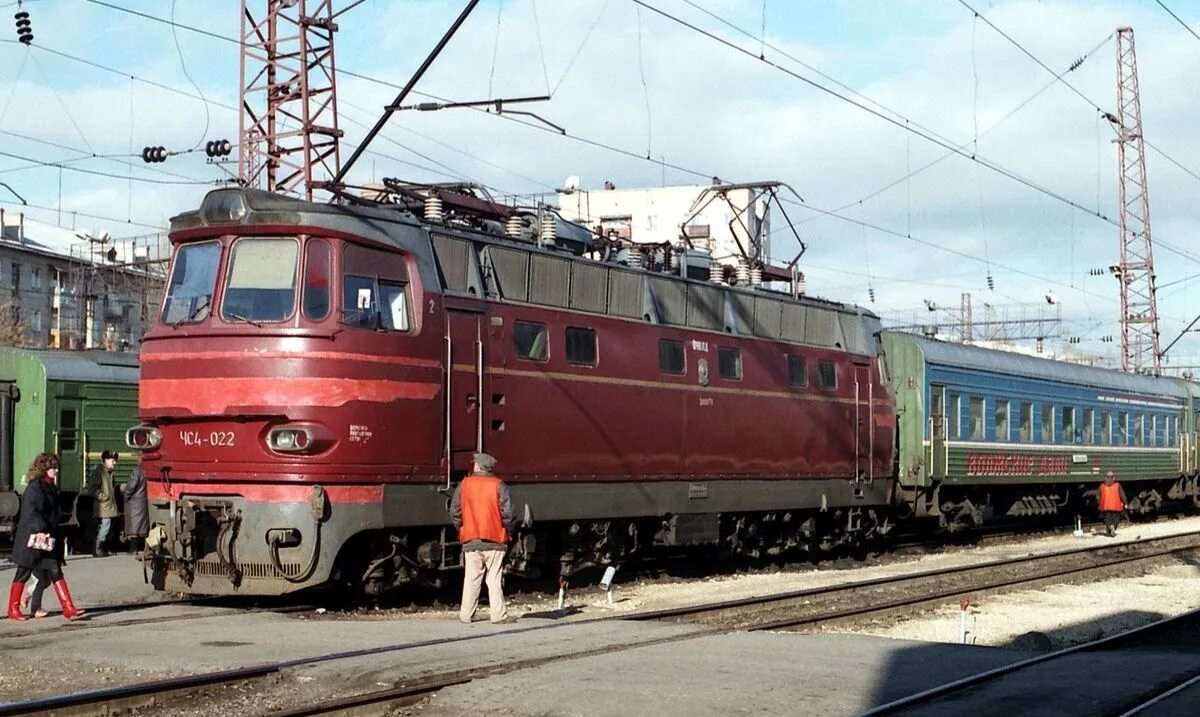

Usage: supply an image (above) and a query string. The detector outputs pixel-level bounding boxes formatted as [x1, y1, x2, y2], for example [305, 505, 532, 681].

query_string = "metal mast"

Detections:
[1112, 27, 1162, 374]
[239, 0, 343, 199]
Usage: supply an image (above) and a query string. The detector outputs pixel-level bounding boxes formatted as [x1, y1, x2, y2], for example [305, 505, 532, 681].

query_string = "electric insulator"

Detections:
[986, 274, 995, 290]
[204, 140, 232, 158]
[14, 10, 32, 45]
[868, 287, 876, 303]
[140, 146, 168, 163]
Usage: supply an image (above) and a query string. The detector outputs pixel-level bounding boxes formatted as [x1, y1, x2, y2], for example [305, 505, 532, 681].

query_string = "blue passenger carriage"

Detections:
[885, 333, 1200, 529]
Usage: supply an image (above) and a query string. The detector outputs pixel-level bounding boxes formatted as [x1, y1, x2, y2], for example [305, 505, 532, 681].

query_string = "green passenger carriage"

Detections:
[883, 332, 1200, 529]
[0, 348, 139, 536]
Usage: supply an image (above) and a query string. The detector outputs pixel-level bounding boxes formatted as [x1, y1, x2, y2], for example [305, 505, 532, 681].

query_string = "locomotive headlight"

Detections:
[200, 190, 248, 224]
[125, 425, 162, 451]
[268, 426, 314, 453]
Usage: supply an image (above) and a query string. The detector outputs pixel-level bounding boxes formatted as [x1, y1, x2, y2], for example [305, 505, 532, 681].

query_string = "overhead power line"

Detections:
[1155, 0, 1200, 43]
[631, 0, 1121, 231]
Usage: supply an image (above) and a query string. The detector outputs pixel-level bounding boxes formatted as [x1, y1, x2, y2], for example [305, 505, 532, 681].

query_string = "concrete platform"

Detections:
[3, 553, 1198, 716]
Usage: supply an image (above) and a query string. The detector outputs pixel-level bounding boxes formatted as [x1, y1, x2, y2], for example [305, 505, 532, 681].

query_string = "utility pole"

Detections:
[1110, 27, 1162, 374]
[239, 0, 343, 199]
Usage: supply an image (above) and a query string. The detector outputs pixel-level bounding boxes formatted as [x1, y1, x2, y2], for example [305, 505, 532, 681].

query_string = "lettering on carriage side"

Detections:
[691, 340, 710, 352]
[965, 453, 1068, 476]
[179, 430, 235, 448]
[698, 397, 714, 407]
[349, 424, 373, 445]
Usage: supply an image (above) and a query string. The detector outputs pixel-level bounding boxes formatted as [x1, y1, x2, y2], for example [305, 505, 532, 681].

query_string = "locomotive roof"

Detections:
[900, 333, 1190, 399]
[25, 349, 138, 384]
[170, 187, 422, 234]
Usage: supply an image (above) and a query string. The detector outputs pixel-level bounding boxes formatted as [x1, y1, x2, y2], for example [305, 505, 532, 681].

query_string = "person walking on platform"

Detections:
[7, 453, 86, 621]
[87, 450, 120, 557]
[123, 460, 149, 552]
[1098, 470, 1128, 537]
[450, 452, 516, 625]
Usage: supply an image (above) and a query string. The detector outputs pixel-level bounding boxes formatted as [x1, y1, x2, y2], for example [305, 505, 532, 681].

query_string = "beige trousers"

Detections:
[459, 549, 507, 623]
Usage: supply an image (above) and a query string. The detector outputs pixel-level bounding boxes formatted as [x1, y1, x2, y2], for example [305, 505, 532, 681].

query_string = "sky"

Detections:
[1, 0, 1200, 367]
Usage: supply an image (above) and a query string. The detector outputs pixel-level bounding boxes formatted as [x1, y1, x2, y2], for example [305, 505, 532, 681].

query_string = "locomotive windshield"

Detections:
[161, 241, 220, 324]
[222, 237, 299, 323]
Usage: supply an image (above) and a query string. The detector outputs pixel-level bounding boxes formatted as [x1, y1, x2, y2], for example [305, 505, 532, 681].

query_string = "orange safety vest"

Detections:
[1099, 482, 1124, 512]
[458, 474, 509, 544]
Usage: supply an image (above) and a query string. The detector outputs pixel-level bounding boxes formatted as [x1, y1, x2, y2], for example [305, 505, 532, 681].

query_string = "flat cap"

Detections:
[473, 452, 497, 472]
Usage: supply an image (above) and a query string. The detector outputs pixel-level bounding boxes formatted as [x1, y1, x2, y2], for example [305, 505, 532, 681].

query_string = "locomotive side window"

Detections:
[788, 355, 807, 387]
[341, 244, 411, 331]
[658, 339, 685, 374]
[161, 241, 220, 324]
[817, 360, 836, 390]
[223, 238, 299, 322]
[303, 240, 331, 321]
[514, 322, 548, 361]
[717, 347, 742, 380]
[565, 327, 597, 366]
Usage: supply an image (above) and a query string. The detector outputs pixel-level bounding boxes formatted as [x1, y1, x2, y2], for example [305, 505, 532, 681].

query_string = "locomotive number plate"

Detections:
[179, 430, 237, 448]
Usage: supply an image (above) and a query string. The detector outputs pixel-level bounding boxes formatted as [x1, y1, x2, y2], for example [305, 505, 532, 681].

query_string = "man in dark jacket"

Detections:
[86, 450, 119, 557]
[122, 462, 148, 551]
[450, 453, 516, 625]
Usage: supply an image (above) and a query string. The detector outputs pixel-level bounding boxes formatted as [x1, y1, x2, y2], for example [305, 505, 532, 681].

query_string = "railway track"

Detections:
[4, 530, 1198, 716]
[628, 529, 1200, 631]
[860, 606, 1200, 716]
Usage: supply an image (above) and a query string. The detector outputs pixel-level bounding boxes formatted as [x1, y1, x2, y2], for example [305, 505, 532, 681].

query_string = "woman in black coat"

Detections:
[7, 452, 86, 621]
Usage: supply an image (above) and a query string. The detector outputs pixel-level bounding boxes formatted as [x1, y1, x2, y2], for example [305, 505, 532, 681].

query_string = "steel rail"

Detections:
[1117, 671, 1200, 716]
[3, 531, 1198, 715]
[859, 606, 1200, 715]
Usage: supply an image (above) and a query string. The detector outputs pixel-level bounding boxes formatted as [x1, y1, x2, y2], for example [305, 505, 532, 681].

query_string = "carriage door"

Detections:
[929, 385, 948, 479]
[52, 397, 83, 493]
[445, 306, 486, 476]
[853, 362, 873, 483]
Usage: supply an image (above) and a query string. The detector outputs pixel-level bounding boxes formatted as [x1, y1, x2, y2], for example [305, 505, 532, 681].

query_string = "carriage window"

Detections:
[514, 322, 548, 361]
[302, 240, 331, 321]
[1063, 406, 1076, 444]
[222, 238, 298, 322]
[1019, 402, 1033, 443]
[565, 327, 597, 366]
[1134, 413, 1145, 446]
[718, 347, 742, 380]
[994, 401, 1009, 441]
[817, 360, 837, 390]
[949, 393, 962, 439]
[161, 240, 220, 324]
[58, 408, 77, 452]
[788, 356, 807, 387]
[969, 397, 984, 440]
[659, 339, 685, 374]
[1082, 408, 1095, 445]
[1117, 411, 1129, 445]
[1041, 403, 1055, 443]
[1101, 410, 1112, 444]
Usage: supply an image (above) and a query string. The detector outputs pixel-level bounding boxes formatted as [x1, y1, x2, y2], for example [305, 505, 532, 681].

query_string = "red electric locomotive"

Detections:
[131, 184, 896, 596]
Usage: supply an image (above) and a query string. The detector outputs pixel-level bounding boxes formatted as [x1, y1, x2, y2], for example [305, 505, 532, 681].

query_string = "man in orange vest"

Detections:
[450, 452, 516, 625]
[1098, 470, 1128, 537]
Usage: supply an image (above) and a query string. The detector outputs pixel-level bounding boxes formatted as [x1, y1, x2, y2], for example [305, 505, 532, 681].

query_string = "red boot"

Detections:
[51, 579, 86, 621]
[7, 582, 28, 621]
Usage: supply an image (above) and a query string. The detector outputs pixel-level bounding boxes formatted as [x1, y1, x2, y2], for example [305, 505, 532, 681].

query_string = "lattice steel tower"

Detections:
[1112, 27, 1162, 374]
[239, 0, 343, 199]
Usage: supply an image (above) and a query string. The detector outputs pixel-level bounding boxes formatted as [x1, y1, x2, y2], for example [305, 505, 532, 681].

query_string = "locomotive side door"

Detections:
[929, 384, 947, 479]
[445, 306, 486, 475]
[853, 362, 873, 483]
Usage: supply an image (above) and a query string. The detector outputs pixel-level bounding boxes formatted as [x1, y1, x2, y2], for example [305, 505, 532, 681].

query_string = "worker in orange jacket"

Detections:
[450, 452, 516, 625]
[1098, 470, 1128, 537]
